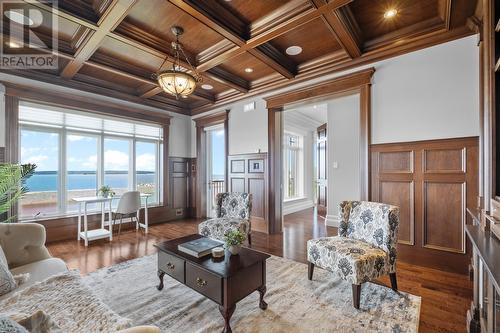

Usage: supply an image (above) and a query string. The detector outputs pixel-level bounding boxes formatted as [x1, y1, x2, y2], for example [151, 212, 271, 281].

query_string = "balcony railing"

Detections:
[209, 180, 225, 213]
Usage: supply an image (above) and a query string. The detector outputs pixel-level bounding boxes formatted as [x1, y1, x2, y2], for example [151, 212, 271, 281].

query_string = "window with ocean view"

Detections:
[18, 102, 163, 220]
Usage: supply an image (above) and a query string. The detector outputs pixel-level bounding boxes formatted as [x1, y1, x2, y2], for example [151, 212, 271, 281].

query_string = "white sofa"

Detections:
[0, 223, 159, 333]
[0, 223, 67, 301]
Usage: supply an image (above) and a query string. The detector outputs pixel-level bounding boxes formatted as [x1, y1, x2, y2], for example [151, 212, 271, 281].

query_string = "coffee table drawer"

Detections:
[158, 252, 185, 283]
[185, 262, 222, 304]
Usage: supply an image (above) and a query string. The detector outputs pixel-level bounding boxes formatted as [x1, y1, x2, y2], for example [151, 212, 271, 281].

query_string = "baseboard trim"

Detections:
[283, 199, 314, 216]
[325, 215, 339, 227]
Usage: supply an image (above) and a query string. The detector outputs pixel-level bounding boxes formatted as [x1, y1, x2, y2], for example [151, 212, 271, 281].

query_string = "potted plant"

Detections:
[98, 185, 115, 198]
[0, 163, 36, 223]
[224, 229, 246, 255]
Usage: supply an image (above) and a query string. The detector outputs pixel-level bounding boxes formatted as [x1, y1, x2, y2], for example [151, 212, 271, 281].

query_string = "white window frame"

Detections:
[18, 110, 163, 221]
[283, 131, 305, 200]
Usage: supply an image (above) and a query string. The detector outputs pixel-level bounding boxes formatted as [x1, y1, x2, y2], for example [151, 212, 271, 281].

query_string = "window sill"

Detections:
[283, 196, 307, 203]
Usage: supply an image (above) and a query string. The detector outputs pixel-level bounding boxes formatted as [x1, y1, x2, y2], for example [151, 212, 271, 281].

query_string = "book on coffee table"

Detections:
[177, 237, 224, 258]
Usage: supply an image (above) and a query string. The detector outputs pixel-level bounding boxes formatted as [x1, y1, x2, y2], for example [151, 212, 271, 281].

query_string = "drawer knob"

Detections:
[196, 277, 207, 287]
[166, 262, 175, 270]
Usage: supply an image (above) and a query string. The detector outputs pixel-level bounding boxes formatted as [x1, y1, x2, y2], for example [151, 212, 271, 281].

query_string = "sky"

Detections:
[21, 130, 156, 172]
[210, 129, 225, 178]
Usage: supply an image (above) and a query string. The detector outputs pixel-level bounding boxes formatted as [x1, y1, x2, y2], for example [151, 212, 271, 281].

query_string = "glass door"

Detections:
[205, 125, 225, 218]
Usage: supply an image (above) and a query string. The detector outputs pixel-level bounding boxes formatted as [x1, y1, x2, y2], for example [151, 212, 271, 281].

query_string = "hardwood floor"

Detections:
[47, 207, 472, 333]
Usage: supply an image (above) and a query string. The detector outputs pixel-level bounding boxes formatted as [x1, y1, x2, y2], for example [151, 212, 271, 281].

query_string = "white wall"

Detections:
[169, 115, 194, 158]
[228, 98, 268, 155]
[326, 95, 360, 226]
[371, 36, 479, 144]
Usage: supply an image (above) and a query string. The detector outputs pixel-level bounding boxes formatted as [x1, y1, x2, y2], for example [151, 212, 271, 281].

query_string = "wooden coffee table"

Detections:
[155, 234, 270, 333]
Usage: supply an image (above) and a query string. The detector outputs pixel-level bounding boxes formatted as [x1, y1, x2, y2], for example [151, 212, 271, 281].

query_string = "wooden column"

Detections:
[163, 122, 170, 207]
[268, 107, 283, 234]
[5, 95, 19, 164]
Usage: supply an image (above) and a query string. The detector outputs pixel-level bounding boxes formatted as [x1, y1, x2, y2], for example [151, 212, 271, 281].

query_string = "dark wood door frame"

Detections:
[264, 68, 375, 234]
[194, 110, 230, 218]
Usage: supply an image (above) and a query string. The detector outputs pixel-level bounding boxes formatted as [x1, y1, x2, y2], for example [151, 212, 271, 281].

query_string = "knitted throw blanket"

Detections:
[0, 271, 131, 332]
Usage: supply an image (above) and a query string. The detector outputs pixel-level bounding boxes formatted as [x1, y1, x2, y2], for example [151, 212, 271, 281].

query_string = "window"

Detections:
[136, 141, 159, 203]
[283, 132, 304, 200]
[18, 102, 163, 220]
[20, 129, 60, 217]
[66, 133, 99, 212]
[104, 138, 131, 196]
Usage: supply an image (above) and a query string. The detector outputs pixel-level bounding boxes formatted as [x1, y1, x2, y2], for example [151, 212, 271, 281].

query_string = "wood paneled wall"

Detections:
[371, 137, 479, 274]
[228, 153, 269, 234]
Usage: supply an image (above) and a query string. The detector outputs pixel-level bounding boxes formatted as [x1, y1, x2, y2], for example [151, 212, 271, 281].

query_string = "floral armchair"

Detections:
[306, 201, 400, 309]
[198, 192, 252, 245]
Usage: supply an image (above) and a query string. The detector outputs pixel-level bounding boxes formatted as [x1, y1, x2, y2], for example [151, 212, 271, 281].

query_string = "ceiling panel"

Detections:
[77, 64, 145, 93]
[92, 36, 164, 74]
[122, 0, 227, 56]
[216, 52, 276, 82]
[270, 18, 342, 65]
[350, 0, 440, 41]
[220, 0, 291, 24]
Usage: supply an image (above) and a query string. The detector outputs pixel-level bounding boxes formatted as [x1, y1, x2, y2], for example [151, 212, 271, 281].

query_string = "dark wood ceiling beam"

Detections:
[168, 0, 248, 44]
[24, 0, 98, 29]
[60, 0, 136, 79]
[112, 22, 250, 93]
[249, 45, 297, 79]
[311, 0, 362, 58]
[195, 0, 353, 72]
[168, 0, 298, 79]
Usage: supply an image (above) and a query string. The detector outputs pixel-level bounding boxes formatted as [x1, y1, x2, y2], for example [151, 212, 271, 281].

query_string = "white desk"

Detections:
[72, 194, 151, 246]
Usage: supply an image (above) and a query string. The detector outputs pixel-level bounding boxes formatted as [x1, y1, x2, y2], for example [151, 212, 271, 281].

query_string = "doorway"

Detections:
[282, 104, 327, 220]
[266, 68, 374, 234]
[205, 125, 225, 218]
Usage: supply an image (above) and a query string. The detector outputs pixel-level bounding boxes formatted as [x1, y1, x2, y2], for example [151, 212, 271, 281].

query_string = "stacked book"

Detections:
[178, 238, 224, 258]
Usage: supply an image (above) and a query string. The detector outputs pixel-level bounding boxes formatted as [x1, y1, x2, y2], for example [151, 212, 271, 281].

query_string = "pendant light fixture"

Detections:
[154, 26, 201, 99]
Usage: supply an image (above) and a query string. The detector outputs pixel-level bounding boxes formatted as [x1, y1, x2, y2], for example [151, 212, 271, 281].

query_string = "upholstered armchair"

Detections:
[198, 192, 252, 245]
[307, 201, 400, 309]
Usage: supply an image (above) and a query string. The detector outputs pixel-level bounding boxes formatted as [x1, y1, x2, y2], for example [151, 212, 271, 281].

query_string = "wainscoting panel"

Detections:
[371, 137, 478, 274]
[231, 178, 245, 193]
[379, 180, 414, 245]
[379, 151, 414, 173]
[169, 157, 190, 212]
[422, 181, 466, 253]
[228, 153, 268, 234]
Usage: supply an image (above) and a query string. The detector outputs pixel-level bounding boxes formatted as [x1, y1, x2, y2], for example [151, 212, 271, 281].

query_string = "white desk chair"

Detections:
[113, 191, 141, 234]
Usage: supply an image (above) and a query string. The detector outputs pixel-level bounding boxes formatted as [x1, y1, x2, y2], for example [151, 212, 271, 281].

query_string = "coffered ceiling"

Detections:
[0, 0, 478, 116]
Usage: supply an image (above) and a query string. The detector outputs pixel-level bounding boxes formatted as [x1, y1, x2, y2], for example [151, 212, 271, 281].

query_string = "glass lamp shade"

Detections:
[157, 70, 197, 97]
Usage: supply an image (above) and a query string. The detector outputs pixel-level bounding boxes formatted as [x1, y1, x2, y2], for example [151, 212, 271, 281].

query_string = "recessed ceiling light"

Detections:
[313, 105, 317, 109]
[286, 46, 302, 56]
[244, 68, 253, 73]
[383, 9, 398, 19]
[4, 10, 35, 26]
[201, 84, 213, 90]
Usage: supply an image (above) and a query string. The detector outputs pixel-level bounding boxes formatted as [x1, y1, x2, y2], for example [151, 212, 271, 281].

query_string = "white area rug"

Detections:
[83, 254, 420, 332]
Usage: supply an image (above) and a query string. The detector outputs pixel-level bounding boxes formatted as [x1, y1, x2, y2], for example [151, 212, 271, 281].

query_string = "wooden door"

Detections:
[317, 124, 327, 217]
[371, 137, 479, 274]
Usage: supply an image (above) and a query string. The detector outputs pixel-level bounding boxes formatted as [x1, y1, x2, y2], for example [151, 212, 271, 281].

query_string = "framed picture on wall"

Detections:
[248, 159, 264, 173]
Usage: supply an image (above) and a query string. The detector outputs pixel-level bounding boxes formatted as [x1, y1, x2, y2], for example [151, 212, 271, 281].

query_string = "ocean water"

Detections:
[25, 172, 155, 192]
